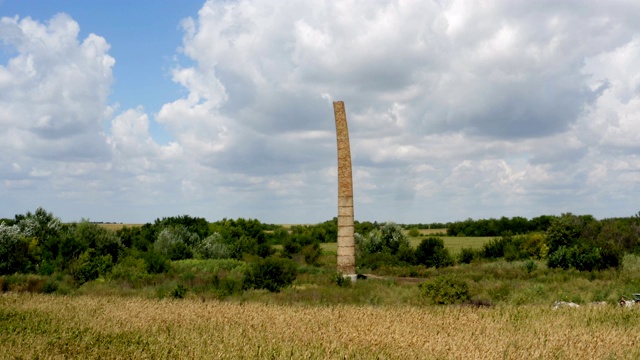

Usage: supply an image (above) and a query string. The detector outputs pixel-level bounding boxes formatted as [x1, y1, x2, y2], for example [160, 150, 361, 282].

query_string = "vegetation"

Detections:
[2, 207, 640, 357]
[3, 293, 640, 359]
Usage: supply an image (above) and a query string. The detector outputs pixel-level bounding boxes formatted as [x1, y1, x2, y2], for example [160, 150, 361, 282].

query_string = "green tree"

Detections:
[415, 237, 453, 268]
[243, 257, 297, 292]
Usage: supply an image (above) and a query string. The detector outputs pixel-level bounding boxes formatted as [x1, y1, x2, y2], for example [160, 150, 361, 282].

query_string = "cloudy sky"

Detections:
[1, 0, 639, 224]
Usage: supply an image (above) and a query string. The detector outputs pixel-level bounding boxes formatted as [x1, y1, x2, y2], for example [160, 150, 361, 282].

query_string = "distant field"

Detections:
[320, 236, 492, 255]
[416, 228, 448, 235]
[96, 223, 142, 231]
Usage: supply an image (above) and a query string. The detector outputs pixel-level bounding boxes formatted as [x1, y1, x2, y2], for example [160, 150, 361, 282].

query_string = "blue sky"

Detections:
[1, 0, 203, 143]
[1, 0, 639, 224]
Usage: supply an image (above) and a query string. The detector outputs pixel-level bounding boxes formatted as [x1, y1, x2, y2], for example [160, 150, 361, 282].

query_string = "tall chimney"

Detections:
[333, 101, 356, 281]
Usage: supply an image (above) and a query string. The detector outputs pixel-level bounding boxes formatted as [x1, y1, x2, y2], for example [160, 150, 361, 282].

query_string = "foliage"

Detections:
[356, 222, 412, 267]
[171, 284, 188, 299]
[332, 272, 352, 287]
[70, 249, 113, 285]
[301, 243, 323, 265]
[420, 275, 471, 305]
[69, 221, 123, 262]
[414, 237, 454, 268]
[142, 251, 171, 274]
[547, 244, 621, 271]
[479, 233, 548, 262]
[109, 256, 151, 286]
[194, 233, 230, 259]
[243, 257, 297, 292]
[0, 224, 33, 274]
[407, 227, 420, 237]
[458, 247, 477, 264]
[447, 215, 555, 237]
[545, 214, 624, 271]
[154, 225, 198, 260]
[356, 222, 417, 269]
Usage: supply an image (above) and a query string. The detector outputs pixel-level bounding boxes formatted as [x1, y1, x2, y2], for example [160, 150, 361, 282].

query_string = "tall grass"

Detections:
[2, 293, 640, 359]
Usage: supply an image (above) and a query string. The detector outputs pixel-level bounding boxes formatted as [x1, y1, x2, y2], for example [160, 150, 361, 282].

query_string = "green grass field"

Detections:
[320, 235, 493, 255]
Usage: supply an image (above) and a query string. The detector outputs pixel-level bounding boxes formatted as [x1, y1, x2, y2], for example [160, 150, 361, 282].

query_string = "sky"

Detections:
[1, 0, 639, 224]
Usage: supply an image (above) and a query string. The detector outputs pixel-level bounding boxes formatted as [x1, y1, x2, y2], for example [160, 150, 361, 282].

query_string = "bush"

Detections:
[110, 256, 151, 286]
[171, 284, 188, 299]
[243, 257, 297, 292]
[195, 233, 230, 259]
[142, 251, 171, 274]
[212, 274, 243, 297]
[547, 244, 622, 271]
[420, 275, 471, 305]
[481, 237, 509, 259]
[407, 228, 420, 237]
[0, 224, 35, 274]
[154, 226, 199, 258]
[415, 237, 454, 268]
[332, 272, 351, 287]
[71, 250, 113, 284]
[301, 243, 322, 265]
[522, 260, 537, 273]
[458, 248, 476, 264]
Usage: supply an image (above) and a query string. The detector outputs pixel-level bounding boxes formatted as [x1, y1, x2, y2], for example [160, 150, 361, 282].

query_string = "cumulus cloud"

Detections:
[2, 1, 640, 223]
[0, 14, 114, 160]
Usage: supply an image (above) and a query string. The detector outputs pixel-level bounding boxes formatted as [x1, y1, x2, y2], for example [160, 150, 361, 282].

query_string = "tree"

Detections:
[0, 223, 32, 274]
[154, 225, 198, 260]
[356, 222, 413, 268]
[415, 237, 453, 268]
[243, 257, 297, 292]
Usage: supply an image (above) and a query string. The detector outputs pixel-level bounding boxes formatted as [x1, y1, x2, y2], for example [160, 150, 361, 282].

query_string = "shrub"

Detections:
[301, 243, 322, 265]
[407, 228, 420, 237]
[481, 237, 508, 259]
[42, 279, 59, 294]
[281, 239, 302, 259]
[71, 250, 113, 284]
[458, 248, 476, 264]
[110, 256, 150, 286]
[142, 251, 170, 274]
[415, 237, 454, 268]
[154, 225, 199, 258]
[167, 241, 193, 261]
[522, 260, 537, 273]
[171, 284, 188, 299]
[420, 275, 471, 305]
[332, 272, 351, 287]
[195, 233, 230, 259]
[243, 257, 297, 292]
[212, 274, 243, 297]
[547, 244, 622, 271]
[520, 233, 548, 259]
[546, 213, 594, 253]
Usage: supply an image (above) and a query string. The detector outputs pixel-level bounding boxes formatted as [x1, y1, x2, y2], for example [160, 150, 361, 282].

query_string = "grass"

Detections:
[96, 223, 142, 231]
[2, 292, 640, 359]
[320, 236, 493, 255]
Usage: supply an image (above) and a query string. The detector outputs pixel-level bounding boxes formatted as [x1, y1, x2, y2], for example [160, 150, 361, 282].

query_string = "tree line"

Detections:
[2, 208, 639, 285]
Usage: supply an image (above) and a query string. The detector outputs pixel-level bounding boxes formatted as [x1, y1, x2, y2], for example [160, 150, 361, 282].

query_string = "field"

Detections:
[320, 235, 492, 255]
[2, 292, 640, 359]
[96, 223, 142, 231]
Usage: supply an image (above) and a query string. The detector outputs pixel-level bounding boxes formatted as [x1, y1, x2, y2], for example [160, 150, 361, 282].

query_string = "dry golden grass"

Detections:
[2, 292, 640, 359]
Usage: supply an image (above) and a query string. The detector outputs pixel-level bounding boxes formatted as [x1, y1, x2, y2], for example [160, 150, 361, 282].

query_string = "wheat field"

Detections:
[2, 292, 640, 359]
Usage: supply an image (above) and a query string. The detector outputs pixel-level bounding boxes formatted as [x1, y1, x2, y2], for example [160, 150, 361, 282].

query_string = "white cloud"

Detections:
[0, 13, 114, 161]
[2, 1, 640, 223]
